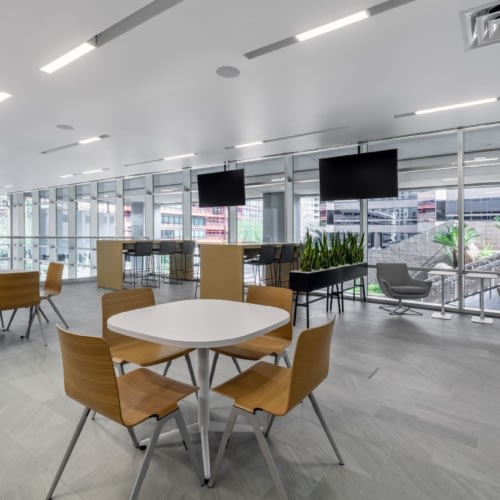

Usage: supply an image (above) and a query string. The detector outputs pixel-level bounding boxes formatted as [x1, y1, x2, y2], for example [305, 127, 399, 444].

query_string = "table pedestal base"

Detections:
[472, 316, 493, 324]
[431, 311, 452, 320]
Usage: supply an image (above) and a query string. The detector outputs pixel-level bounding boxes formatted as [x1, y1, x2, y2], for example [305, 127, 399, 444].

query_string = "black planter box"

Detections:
[289, 263, 368, 327]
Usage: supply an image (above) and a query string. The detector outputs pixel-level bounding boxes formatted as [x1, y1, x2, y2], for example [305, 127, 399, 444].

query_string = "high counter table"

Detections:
[107, 298, 289, 481]
[199, 243, 296, 301]
[97, 240, 194, 290]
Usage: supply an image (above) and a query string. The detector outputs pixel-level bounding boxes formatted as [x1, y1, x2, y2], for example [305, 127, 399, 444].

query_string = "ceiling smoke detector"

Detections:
[461, 2, 500, 49]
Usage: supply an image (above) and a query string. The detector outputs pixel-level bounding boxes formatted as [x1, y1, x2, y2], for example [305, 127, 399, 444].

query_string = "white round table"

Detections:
[108, 299, 289, 480]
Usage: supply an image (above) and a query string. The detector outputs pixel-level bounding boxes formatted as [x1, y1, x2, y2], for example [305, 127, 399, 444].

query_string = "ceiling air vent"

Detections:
[461, 2, 500, 49]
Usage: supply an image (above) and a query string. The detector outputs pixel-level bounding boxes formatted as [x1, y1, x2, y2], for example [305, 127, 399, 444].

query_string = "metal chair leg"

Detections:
[247, 411, 287, 500]
[45, 408, 90, 500]
[127, 428, 142, 449]
[38, 305, 50, 323]
[209, 352, 219, 388]
[184, 354, 197, 386]
[232, 357, 242, 374]
[208, 406, 239, 488]
[174, 410, 204, 485]
[129, 415, 167, 500]
[162, 360, 172, 376]
[308, 393, 344, 465]
[47, 297, 69, 328]
[6, 309, 18, 330]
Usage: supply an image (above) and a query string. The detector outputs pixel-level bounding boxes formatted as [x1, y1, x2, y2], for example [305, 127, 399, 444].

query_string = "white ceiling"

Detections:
[1, 0, 499, 194]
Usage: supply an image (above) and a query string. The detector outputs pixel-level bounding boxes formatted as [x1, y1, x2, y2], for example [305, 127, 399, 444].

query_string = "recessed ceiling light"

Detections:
[163, 153, 197, 161]
[78, 136, 102, 145]
[234, 141, 264, 149]
[296, 10, 369, 42]
[216, 66, 240, 78]
[271, 177, 285, 182]
[41, 41, 96, 74]
[82, 169, 103, 174]
[60, 174, 75, 179]
[0, 92, 12, 103]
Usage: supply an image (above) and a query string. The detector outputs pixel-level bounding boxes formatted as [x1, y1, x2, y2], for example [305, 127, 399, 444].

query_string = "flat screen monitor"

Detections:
[319, 149, 398, 201]
[197, 169, 245, 207]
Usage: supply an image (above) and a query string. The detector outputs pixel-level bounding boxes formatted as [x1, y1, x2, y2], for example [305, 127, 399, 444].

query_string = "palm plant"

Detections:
[432, 222, 478, 268]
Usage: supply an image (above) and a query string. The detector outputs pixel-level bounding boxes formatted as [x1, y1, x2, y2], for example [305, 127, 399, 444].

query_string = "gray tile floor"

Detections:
[1, 281, 500, 499]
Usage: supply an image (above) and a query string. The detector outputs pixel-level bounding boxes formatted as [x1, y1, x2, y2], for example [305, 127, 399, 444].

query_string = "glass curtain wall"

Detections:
[38, 189, 50, 275]
[76, 184, 91, 277]
[98, 181, 116, 238]
[123, 177, 145, 239]
[23, 192, 33, 269]
[463, 123, 500, 313]
[237, 158, 286, 243]
[153, 172, 183, 239]
[366, 132, 459, 307]
[0, 196, 9, 269]
[56, 187, 69, 264]
[191, 165, 228, 243]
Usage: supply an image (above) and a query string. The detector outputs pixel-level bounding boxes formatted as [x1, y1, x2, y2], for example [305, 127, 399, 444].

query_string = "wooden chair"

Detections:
[38, 262, 69, 329]
[46, 325, 202, 500]
[95, 288, 197, 445]
[0, 271, 47, 345]
[209, 285, 293, 387]
[208, 319, 343, 500]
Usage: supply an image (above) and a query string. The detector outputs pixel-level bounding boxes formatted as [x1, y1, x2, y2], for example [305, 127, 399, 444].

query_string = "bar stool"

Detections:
[245, 244, 276, 286]
[153, 240, 179, 284]
[176, 241, 196, 283]
[126, 241, 157, 288]
[274, 243, 295, 287]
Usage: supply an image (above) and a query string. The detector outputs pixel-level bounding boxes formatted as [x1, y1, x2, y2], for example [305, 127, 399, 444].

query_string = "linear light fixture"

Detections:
[0, 92, 12, 103]
[163, 153, 196, 161]
[60, 174, 75, 178]
[79, 136, 102, 145]
[234, 141, 264, 149]
[296, 10, 369, 42]
[40, 1, 183, 74]
[245, 0, 416, 59]
[415, 97, 499, 115]
[41, 41, 96, 74]
[395, 97, 499, 118]
[465, 156, 499, 162]
[82, 169, 103, 174]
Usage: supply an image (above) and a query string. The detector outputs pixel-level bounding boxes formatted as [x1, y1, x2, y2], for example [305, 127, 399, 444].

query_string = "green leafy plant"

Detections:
[299, 230, 314, 271]
[432, 222, 478, 268]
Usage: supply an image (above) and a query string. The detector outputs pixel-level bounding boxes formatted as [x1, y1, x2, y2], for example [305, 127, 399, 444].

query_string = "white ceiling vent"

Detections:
[461, 2, 500, 49]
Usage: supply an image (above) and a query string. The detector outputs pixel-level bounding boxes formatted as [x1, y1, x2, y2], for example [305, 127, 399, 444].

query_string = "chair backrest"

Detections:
[44, 262, 64, 295]
[0, 271, 40, 310]
[278, 244, 295, 264]
[133, 241, 153, 257]
[288, 319, 335, 410]
[102, 288, 155, 347]
[246, 285, 293, 341]
[258, 245, 277, 265]
[376, 263, 411, 286]
[57, 325, 124, 425]
[159, 240, 177, 255]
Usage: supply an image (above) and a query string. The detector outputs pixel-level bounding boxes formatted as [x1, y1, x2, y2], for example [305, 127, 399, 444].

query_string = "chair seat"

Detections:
[110, 339, 193, 367]
[390, 285, 429, 295]
[118, 368, 197, 427]
[212, 361, 291, 416]
[212, 336, 290, 361]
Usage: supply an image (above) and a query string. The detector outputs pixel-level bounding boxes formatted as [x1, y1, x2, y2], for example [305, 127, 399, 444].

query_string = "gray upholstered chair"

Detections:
[376, 263, 432, 315]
